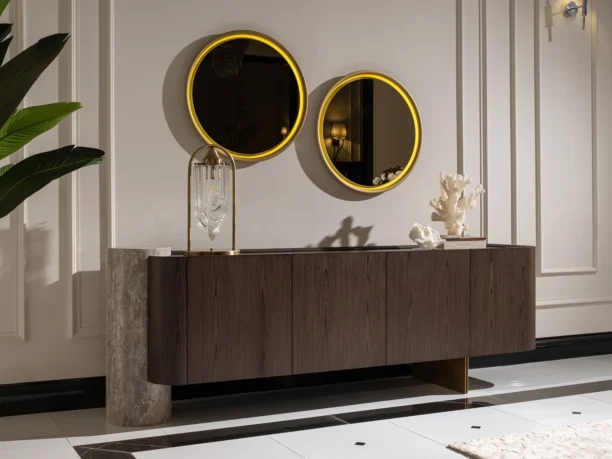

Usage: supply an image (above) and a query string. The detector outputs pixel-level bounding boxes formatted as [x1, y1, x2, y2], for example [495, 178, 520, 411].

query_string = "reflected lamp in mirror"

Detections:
[187, 31, 308, 162]
[330, 122, 347, 161]
[317, 71, 422, 193]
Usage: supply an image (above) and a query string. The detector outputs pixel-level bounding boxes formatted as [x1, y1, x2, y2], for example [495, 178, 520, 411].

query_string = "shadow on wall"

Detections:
[295, 79, 376, 202]
[162, 36, 256, 170]
[306, 216, 375, 248]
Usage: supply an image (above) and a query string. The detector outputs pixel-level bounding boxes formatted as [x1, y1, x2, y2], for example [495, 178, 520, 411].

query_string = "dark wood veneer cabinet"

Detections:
[470, 247, 536, 356]
[187, 255, 292, 384]
[148, 246, 535, 386]
[387, 250, 470, 364]
[293, 253, 386, 374]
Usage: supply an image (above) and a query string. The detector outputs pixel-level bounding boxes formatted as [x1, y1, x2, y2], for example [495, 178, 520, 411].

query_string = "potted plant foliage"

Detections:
[0, 0, 104, 219]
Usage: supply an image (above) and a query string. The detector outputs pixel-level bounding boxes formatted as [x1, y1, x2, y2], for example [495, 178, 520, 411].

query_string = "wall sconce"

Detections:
[544, 0, 589, 42]
[280, 126, 288, 139]
[330, 122, 347, 161]
[564, 0, 588, 30]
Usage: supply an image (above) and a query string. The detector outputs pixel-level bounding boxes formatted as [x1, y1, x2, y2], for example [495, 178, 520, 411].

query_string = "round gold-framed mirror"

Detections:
[317, 72, 422, 193]
[187, 31, 307, 162]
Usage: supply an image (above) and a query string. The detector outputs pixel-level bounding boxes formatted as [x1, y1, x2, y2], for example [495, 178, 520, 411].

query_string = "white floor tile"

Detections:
[470, 364, 567, 394]
[0, 438, 79, 459]
[162, 414, 287, 435]
[471, 356, 612, 395]
[538, 409, 612, 427]
[68, 428, 167, 447]
[391, 406, 549, 445]
[282, 401, 391, 420]
[271, 420, 460, 458]
[542, 356, 612, 381]
[384, 388, 494, 409]
[51, 408, 157, 437]
[133, 436, 300, 459]
[492, 395, 612, 423]
[0, 413, 61, 441]
[584, 390, 612, 404]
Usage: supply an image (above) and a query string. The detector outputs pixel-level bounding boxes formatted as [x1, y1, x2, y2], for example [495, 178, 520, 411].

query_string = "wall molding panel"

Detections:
[536, 0, 598, 277]
[509, 0, 518, 245]
[537, 296, 612, 310]
[62, 0, 105, 339]
[459, 0, 482, 237]
[0, 0, 27, 343]
[479, 0, 488, 239]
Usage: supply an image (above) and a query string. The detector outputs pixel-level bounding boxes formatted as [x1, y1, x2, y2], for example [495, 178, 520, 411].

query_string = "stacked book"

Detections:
[442, 236, 487, 250]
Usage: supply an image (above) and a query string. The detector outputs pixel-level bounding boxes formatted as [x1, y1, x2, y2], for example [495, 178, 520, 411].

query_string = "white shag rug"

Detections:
[449, 420, 612, 459]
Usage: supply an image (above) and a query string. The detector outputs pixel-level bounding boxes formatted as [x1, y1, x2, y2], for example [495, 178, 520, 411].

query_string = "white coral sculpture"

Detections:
[429, 171, 485, 236]
[409, 223, 443, 250]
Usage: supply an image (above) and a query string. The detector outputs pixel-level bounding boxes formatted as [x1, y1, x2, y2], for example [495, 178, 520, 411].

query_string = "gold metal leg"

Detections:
[413, 358, 469, 394]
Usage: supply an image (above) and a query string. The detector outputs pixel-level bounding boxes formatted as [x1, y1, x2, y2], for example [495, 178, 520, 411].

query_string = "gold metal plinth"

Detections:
[413, 357, 469, 394]
[187, 250, 240, 256]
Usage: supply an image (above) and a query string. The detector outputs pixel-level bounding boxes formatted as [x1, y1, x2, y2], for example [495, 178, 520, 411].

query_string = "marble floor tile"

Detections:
[390, 406, 549, 445]
[0, 413, 61, 441]
[161, 414, 288, 435]
[68, 428, 167, 447]
[271, 419, 461, 458]
[583, 389, 612, 404]
[492, 394, 612, 423]
[132, 436, 301, 459]
[0, 438, 79, 459]
[537, 409, 612, 428]
[51, 408, 156, 438]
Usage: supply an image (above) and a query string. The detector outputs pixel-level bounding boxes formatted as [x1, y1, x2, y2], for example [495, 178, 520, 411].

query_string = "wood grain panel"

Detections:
[293, 253, 386, 374]
[187, 255, 292, 384]
[148, 256, 188, 385]
[470, 247, 536, 356]
[387, 251, 470, 364]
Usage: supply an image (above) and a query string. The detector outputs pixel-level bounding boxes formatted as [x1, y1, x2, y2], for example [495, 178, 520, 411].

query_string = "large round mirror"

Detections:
[318, 72, 422, 192]
[187, 31, 307, 161]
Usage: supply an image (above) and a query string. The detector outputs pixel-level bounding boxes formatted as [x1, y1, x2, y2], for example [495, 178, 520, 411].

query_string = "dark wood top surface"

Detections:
[157, 244, 534, 258]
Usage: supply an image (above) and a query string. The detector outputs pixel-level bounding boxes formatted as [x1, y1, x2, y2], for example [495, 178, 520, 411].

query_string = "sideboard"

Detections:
[148, 245, 535, 393]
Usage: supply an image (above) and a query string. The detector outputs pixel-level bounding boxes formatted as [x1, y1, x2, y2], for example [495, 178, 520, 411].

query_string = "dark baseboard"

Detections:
[1, 332, 611, 418]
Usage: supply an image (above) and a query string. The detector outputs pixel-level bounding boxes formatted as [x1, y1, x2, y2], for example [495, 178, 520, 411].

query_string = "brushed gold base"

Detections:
[413, 358, 469, 394]
[187, 249, 240, 256]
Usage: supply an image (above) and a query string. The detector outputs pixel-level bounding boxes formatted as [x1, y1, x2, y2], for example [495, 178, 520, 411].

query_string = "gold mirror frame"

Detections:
[317, 71, 422, 193]
[186, 30, 308, 162]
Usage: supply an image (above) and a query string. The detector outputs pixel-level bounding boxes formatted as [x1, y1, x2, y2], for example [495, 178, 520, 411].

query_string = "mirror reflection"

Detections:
[320, 75, 420, 190]
[189, 36, 304, 159]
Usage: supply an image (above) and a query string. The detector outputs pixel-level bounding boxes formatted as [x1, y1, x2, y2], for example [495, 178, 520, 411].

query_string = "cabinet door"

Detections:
[387, 250, 470, 364]
[470, 248, 536, 356]
[187, 255, 292, 383]
[293, 253, 386, 374]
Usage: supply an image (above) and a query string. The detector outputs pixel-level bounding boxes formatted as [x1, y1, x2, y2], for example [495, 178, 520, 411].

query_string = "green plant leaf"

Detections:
[0, 102, 82, 161]
[0, 145, 103, 218]
[0, 23, 12, 43]
[0, 33, 69, 129]
[0, 35, 13, 66]
[0, 0, 10, 18]
[0, 163, 11, 176]
[0, 0, 10, 17]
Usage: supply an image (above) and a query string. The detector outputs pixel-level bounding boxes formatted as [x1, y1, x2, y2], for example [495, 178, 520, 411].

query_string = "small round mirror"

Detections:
[187, 31, 307, 161]
[318, 72, 422, 193]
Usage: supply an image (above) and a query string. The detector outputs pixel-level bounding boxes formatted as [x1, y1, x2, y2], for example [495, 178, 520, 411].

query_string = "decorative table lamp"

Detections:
[187, 144, 238, 255]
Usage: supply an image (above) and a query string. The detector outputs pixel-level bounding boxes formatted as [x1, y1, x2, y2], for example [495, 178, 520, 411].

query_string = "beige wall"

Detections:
[0, 0, 611, 383]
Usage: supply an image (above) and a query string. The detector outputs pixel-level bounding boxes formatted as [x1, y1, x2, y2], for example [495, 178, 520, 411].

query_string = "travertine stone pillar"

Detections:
[106, 248, 171, 427]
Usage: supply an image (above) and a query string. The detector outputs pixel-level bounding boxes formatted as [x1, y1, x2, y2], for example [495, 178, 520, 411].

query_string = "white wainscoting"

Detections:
[0, 0, 610, 383]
